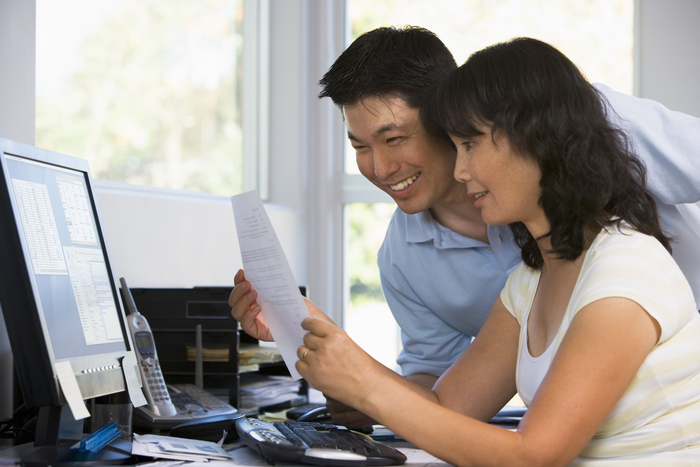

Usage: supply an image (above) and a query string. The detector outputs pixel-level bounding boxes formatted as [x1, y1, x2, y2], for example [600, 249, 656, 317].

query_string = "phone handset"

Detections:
[120, 277, 178, 418]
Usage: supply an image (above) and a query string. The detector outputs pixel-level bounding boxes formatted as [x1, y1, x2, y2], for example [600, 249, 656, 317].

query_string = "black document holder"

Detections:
[126, 287, 308, 412]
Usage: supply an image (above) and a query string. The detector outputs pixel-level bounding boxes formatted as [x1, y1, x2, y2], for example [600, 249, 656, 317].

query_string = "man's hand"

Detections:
[229, 271, 334, 342]
[325, 396, 375, 428]
[324, 373, 437, 428]
[228, 269, 273, 341]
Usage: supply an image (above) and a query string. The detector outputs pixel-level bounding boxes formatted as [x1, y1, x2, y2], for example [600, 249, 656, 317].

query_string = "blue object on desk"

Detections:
[73, 421, 124, 453]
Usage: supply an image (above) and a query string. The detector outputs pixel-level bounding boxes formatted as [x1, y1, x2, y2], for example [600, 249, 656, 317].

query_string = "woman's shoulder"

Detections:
[577, 220, 696, 339]
[590, 220, 667, 257]
[585, 221, 676, 286]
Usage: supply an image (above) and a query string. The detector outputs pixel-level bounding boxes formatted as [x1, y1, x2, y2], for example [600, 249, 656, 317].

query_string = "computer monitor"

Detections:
[0, 138, 138, 464]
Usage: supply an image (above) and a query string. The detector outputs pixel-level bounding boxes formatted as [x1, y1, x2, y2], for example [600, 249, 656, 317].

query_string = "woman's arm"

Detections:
[297, 298, 521, 460]
[297, 298, 439, 404]
[298, 295, 660, 467]
[515, 296, 660, 466]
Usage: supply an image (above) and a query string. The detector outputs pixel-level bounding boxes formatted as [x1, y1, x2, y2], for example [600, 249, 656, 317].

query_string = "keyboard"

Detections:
[236, 417, 407, 466]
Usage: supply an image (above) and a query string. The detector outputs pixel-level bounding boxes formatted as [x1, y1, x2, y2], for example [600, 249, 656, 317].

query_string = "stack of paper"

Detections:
[239, 344, 284, 366]
[239, 373, 302, 409]
[132, 434, 233, 462]
[185, 345, 230, 362]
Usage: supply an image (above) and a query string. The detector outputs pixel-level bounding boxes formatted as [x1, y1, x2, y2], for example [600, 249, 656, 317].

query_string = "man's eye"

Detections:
[387, 137, 403, 144]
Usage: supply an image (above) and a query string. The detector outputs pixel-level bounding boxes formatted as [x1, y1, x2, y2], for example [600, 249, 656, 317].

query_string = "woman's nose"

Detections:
[454, 153, 472, 184]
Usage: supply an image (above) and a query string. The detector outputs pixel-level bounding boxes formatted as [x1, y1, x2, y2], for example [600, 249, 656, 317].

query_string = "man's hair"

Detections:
[318, 26, 457, 108]
[421, 37, 671, 269]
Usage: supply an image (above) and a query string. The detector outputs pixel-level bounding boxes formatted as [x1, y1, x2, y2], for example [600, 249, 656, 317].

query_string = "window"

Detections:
[36, 0, 244, 196]
[344, 203, 400, 370]
[343, 0, 633, 372]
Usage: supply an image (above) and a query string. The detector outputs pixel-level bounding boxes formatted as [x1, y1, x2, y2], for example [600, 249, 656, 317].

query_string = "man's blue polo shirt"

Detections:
[378, 210, 520, 377]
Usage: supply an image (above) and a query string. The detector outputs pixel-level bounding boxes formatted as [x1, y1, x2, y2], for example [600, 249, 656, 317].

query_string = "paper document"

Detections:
[231, 190, 308, 380]
[240, 374, 302, 409]
[132, 434, 232, 462]
[55, 361, 90, 420]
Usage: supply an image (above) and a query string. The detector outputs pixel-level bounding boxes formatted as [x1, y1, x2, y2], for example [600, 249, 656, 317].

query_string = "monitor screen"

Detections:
[0, 138, 135, 410]
[6, 154, 126, 357]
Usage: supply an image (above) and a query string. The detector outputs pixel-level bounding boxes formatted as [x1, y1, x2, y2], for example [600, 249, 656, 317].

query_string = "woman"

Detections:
[238, 38, 700, 465]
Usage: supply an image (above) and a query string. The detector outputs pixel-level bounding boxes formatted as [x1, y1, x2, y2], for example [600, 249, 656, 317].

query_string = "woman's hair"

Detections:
[421, 37, 671, 269]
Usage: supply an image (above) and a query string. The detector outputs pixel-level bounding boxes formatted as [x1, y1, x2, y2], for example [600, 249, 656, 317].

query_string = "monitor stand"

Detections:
[0, 405, 133, 466]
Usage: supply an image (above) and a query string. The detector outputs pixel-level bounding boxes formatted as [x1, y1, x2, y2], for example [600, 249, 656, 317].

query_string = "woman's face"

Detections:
[451, 126, 547, 236]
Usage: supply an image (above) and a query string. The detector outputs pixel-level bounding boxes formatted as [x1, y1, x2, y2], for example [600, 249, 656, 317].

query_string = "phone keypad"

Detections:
[169, 384, 233, 415]
[141, 359, 171, 405]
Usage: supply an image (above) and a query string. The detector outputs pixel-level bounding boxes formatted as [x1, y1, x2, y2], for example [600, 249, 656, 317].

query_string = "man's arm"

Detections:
[405, 373, 438, 390]
[597, 83, 700, 204]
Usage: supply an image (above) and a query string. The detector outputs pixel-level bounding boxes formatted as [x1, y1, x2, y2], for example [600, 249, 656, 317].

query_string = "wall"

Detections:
[635, 0, 700, 116]
[93, 182, 304, 289]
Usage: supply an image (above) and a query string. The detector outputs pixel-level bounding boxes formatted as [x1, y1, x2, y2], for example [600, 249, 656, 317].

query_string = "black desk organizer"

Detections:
[125, 287, 308, 413]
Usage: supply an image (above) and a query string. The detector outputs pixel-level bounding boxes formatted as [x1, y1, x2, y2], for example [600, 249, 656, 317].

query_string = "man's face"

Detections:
[343, 96, 462, 215]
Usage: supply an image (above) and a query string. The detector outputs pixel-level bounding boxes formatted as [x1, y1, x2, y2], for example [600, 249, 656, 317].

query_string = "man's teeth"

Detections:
[390, 174, 418, 191]
[474, 193, 486, 199]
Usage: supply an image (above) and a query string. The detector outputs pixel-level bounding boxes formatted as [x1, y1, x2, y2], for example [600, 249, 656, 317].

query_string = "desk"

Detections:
[231, 443, 447, 467]
[132, 442, 449, 467]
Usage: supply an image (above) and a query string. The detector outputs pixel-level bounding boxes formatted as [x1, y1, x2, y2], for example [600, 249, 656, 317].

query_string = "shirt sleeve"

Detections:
[596, 83, 700, 204]
[570, 227, 697, 343]
[499, 262, 532, 326]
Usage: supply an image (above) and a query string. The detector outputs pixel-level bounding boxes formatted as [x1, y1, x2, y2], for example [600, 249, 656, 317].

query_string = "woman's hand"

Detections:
[302, 297, 336, 324]
[228, 269, 273, 341]
[295, 308, 382, 410]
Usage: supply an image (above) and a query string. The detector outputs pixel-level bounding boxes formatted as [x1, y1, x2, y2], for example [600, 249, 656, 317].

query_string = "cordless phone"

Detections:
[120, 277, 237, 429]
[121, 277, 179, 418]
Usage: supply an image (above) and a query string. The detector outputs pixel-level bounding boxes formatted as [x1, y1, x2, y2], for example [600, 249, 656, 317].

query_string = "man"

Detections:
[231, 26, 700, 425]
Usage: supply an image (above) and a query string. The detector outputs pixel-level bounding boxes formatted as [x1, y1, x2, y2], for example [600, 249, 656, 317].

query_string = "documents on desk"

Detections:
[133, 444, 448, 467]
[229, 444, 447, 467]
[132, 434, 232, 462]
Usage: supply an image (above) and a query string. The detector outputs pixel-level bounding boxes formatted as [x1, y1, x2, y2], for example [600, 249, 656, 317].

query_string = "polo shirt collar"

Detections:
[403, 211, 522, 273]
[404, 210, 489, 249]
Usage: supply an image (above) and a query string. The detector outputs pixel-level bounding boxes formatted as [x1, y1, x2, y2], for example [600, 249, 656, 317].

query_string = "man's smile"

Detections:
[390, 173, 419, 191]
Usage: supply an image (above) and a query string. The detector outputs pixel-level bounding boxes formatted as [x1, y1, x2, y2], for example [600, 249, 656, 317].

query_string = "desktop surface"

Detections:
[224, 441, 448, 467]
